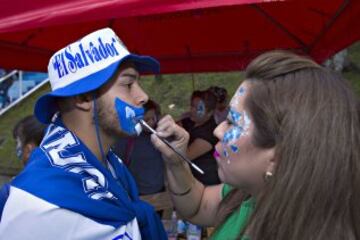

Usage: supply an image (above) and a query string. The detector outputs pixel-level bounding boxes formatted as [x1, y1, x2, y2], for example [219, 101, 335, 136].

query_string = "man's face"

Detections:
[96, 62, 149, 138]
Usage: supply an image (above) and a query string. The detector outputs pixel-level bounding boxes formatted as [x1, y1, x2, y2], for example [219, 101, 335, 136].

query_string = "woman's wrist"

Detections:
[164, 157, 188, 169]
[168, 179, 194, 196]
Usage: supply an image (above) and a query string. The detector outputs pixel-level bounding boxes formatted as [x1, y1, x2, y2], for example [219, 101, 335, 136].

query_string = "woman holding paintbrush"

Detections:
[151, 50, 360, 240]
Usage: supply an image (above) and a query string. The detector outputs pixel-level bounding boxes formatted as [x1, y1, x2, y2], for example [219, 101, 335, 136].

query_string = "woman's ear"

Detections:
[265, 147, 277, 174]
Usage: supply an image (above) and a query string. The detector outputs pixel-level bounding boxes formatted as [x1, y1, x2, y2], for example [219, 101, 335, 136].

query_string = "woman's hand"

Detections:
[151, 114, 190, 165]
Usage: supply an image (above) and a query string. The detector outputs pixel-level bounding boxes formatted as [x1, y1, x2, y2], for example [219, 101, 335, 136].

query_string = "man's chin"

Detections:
[114, 129, 133, 138]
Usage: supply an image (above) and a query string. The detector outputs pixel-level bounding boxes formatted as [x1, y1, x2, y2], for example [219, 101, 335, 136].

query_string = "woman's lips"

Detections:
[213, 150, 220, 159]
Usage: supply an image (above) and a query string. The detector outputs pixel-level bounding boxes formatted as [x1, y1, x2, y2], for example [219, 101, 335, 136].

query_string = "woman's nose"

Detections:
[213, 122, 226, 141]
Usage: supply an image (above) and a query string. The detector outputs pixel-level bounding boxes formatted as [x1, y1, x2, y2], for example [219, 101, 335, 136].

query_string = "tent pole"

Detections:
[191, 73, 195, 91]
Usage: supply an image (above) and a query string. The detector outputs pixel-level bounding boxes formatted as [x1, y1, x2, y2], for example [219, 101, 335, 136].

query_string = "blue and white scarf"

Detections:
[11, 118, 167, 240]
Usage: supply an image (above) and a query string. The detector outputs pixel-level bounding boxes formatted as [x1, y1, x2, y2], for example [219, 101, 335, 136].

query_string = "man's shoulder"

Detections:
[27, 147, 48, 163]
[0, 186, 142, 240]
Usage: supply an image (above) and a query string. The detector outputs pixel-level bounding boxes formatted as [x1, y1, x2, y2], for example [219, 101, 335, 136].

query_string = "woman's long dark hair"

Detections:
[216, 50, 360, 240]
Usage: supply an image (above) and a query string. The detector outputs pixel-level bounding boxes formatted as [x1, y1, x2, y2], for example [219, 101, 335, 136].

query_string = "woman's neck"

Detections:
[194, 114, 212, 127]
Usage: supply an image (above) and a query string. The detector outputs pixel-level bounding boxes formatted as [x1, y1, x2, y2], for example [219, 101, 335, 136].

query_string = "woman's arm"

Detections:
[151, 115, 223, 226]
[165, 161, 223, 226]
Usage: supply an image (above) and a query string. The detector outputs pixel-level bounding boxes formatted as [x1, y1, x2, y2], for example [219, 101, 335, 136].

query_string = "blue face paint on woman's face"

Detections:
[115, 98, 144, 136]
[221, 107, 252, 163]
[196, 100, 206, 119]
[238, 87, 246, 96]
[15, 138, 23, 160]
[229, 108, 242, 123]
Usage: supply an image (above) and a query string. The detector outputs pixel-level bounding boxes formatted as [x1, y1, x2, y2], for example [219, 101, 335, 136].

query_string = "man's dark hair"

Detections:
[13, 115, 46, 145]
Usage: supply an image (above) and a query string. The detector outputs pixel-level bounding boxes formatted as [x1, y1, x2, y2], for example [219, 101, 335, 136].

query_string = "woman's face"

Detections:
[190, 97, 208, 123]
[213, 81, 275, 193]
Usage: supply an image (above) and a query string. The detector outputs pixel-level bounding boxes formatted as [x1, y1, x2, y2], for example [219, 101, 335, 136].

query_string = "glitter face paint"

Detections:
[229, 108, 242, 123]
[221, 110, 251, 164]
[230, 145, 239, 153]
[238, 87, 246, 96]
[223, 125, 242, 144]
[221, 84, 252, 164]
[223, 149, 229, 158]
[230, 87, 246, 106]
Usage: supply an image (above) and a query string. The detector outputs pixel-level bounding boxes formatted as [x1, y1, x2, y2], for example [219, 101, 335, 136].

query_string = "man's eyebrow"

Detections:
[121, 73, 139, 79]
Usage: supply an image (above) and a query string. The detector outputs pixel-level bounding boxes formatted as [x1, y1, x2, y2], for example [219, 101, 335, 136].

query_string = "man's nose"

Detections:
[134, 84, 149, 106]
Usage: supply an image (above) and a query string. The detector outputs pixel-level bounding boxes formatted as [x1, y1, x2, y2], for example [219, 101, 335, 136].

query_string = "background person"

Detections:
[208, 86, 229, 125]
[180, 90, 220, 186]
[177, 90, 201, 130]
[12, 115, 46, 166]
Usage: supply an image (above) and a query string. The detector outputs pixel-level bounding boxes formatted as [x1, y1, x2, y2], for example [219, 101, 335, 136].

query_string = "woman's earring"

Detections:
[264, 171, 273, 182]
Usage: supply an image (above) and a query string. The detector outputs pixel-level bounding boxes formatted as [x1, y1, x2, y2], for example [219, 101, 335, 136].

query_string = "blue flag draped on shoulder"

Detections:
[11, 118, 167, 240]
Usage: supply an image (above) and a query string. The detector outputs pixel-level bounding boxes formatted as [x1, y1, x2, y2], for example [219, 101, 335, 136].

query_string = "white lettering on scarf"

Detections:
[42, 125, 116, 201]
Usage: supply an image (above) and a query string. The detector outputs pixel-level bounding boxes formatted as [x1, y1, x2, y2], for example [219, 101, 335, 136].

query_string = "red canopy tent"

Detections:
[0, 0, 359, 73]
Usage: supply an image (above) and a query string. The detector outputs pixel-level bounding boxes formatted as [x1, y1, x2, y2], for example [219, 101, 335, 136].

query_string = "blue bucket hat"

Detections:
[34, 28, 159, 124]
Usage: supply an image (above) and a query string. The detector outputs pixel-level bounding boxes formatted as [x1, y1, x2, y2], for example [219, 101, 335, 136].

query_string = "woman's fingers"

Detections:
[156, 115, 175, 134]
[156, 115, 184, 140]
[152, 115, 190, 164]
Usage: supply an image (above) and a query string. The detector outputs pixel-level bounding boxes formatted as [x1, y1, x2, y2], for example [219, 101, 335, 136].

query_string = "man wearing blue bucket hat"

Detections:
[0, 28, 167, 240]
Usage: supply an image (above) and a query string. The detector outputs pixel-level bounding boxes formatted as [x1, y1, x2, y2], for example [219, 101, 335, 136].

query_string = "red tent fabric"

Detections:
[0, 0, 359, 73]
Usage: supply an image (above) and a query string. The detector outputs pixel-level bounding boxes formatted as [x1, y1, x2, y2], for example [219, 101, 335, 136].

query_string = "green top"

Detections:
[210, 184, 254, 240]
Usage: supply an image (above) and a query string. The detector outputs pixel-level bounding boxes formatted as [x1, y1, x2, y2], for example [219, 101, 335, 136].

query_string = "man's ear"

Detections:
[74, 94, 93, 111]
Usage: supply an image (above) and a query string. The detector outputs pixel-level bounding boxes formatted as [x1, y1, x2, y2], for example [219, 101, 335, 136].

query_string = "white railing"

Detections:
[0, 70, 18, 84]
[0, 70, 49, 117]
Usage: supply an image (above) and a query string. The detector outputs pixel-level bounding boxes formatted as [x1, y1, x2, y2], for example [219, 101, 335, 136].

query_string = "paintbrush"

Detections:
[137, 119, 204, 175]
